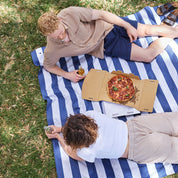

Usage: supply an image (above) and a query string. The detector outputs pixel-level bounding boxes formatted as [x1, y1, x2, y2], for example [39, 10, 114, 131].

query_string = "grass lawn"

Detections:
[0, 0, 178, 177]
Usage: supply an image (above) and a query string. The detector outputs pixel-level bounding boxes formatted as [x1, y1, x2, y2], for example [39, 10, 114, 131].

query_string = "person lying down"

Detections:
[45, 110, 178, 164]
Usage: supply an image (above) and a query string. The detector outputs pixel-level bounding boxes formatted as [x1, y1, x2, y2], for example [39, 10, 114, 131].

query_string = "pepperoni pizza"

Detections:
[107, 75, 135, 102]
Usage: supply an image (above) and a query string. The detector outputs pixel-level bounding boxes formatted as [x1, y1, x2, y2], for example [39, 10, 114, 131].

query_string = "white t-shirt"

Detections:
[77, 111, 128, 162]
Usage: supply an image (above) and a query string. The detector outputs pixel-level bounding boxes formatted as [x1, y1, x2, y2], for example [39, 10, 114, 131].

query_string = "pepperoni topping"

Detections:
[108, 75, 135, 102]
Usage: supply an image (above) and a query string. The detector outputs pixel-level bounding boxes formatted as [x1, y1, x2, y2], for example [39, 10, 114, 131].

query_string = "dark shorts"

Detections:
[104, 17, 138, 60]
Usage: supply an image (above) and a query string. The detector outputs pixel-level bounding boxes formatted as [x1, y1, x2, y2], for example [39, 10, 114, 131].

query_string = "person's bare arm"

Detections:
[92, 9, 137, 42]
[44, 64, 85, 83]
[46, 131, 84, 161]
[56, 134, 84, 161]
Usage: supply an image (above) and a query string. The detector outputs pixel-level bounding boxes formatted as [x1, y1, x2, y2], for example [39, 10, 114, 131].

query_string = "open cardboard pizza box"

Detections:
[82, 69, 158, 112]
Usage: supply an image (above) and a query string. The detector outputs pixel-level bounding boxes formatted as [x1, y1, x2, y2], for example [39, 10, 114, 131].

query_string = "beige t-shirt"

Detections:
[44, 6, 113, 68]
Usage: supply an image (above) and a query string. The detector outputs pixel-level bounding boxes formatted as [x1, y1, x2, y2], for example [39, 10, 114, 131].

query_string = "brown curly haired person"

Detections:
[45, 110, 178, 164]
[62, 114, 98, 150]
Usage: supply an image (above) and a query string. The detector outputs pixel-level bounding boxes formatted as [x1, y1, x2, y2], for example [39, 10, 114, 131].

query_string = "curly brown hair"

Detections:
[62, 114, 98, 150]
[38, 11, 60, 36]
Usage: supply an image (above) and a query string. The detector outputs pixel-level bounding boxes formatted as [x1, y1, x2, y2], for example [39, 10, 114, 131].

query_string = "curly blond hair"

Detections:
[38, 11, 60, 36]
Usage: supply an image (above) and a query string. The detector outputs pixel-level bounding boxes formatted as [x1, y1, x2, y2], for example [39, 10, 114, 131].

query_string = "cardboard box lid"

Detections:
[82, 69, 158, 112]
[102, 101, 140, 117]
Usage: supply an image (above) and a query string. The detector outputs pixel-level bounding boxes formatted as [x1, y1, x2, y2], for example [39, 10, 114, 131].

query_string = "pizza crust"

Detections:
[107, 75, 135, 102]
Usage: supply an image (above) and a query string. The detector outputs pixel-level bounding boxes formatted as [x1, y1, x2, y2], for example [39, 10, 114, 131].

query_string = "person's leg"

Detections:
[129, 131, 178, 164]
[130, 24, 178, 62]
[130, 37, 173, 62]
[137, 23, 178, 38]
[128, 113, 178, 164]
[130, 112, 178, 136]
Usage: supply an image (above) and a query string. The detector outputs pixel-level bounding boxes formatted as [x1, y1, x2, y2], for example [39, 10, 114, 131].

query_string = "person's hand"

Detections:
[45, 131, 59, 140]
[67, 70, 86, 83]
[126, 25, 138, 43]
[47, 125, 61, 133]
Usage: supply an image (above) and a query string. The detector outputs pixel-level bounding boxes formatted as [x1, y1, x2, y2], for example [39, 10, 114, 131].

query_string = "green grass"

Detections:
[0, 0, 178, 177]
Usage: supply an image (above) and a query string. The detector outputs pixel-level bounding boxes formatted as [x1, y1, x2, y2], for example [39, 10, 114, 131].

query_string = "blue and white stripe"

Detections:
[31, 6, 178, 178]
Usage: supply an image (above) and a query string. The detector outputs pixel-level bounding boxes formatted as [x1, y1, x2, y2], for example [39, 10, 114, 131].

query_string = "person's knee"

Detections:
[143, 47, 160, 62]
[144, 54, 155, 63]
[131, 45, 153, 63]
[138, 51, 155, 63]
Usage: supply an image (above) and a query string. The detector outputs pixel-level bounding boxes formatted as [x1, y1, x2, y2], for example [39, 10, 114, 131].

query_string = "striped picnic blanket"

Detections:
[31, 5, 178, 178]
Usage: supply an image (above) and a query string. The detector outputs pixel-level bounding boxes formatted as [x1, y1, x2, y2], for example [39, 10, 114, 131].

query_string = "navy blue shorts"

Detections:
[104, 17, 138, 60]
